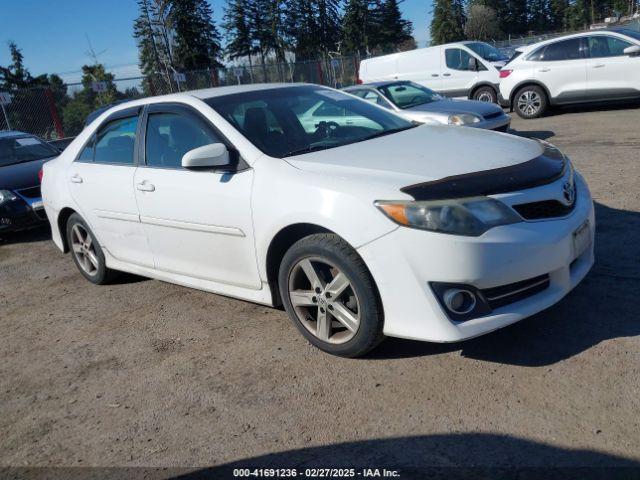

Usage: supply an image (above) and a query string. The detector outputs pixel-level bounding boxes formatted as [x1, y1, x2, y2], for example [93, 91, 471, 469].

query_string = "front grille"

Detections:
[16, 186, 42, 199]
[481, 274, 550, 310]
[483, 111, 503, 120]
[513, 200, 574, 220]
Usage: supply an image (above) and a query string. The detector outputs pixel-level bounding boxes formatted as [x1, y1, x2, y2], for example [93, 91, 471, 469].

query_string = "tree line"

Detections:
[431, 0, 639, 44]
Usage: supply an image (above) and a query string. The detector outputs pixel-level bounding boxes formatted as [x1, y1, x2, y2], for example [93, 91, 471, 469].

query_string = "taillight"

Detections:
[357, 78, 363, 85]
[499, 69, 513, 78]
[38, 167, 44, 183]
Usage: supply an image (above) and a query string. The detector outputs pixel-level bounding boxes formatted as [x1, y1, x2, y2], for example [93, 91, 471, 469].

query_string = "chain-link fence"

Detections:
[0, 87, 66, 140]
[1, 56, 361, 141]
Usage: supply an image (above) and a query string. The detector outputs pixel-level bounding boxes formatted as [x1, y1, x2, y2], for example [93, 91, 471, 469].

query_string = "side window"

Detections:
[313, 102, 346, 117]
[445, 48, 473, 71]
[93, 116, 138, 165]
[540, 38, 583, 61]
[77, 136, 95, 162]
[145, 112, 221, 168]
[351, 90, 389, 107]
[588, 36, 632, 58]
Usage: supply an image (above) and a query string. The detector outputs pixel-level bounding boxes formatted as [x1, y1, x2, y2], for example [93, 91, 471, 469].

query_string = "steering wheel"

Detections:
[315, 121, 341, 138]
[407, 95, 423, 104]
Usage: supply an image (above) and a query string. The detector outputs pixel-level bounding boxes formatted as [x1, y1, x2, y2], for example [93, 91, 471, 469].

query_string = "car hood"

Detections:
[0, 157, 53, 191]
[285, 124, 543, 190]
[406, 99, 504, 118]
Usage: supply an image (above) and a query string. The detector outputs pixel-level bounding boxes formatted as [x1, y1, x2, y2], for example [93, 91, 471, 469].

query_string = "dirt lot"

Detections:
[1, 104, 640, 476]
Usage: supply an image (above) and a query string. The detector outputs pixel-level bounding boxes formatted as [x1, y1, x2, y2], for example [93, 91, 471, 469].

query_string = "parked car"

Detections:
[359, 41, 508, 103]
[499, 28, 640, 118]
[0, 131, 58, 233]
[343, 81, 511, 131]
[42, 84, 594, 357]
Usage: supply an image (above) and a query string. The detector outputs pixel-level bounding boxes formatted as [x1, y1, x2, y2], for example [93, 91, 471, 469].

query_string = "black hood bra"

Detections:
[401, 144, 567, 201]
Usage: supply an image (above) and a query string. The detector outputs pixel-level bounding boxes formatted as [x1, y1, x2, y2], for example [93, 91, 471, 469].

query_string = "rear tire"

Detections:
[513, 85, 548, 119]
[66, 213, 118, 285]
[473, 86, 497, 103]
[278, 233, 384, 357]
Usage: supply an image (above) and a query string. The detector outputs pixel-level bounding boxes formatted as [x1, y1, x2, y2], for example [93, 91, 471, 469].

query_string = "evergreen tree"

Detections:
[341, 0, 371, 56]
[548, 0, 570, 30]
[284, 0, 320, 59]
[224, 0, 256, 71]
[315, 0, 342, 55]
[171, 0, 223, 70]
[0, 42, 31, 89]
[430, 0, 465, 45]
[502, 0, 529, 35]
[377, 0, 415, 53]
[528, 0, 551, 33]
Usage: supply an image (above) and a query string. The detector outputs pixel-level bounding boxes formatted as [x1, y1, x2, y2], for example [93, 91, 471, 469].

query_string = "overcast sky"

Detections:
[0, 0, 431, 83]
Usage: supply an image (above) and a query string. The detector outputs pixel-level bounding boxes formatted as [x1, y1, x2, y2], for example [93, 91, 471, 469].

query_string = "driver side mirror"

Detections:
[624, 45, 640, 56]
[182, 143, 231, 169]
[468, 57, 479, 71]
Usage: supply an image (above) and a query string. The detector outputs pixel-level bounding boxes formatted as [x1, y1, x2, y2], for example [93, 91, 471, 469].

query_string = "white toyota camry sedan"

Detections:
[41, 83, 595, 357]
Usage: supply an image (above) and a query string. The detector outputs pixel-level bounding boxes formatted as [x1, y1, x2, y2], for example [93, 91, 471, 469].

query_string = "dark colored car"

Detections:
[0, 131, 59, 233]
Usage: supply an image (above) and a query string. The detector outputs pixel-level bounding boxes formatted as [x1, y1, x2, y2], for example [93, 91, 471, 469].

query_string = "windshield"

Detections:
[0, 135, 59, 167]
[378, 82, 443, 109]
[205, 86, 415, 158]
[466, 42, 508, 62]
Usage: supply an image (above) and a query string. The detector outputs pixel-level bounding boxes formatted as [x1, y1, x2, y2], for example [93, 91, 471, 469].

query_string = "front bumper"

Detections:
[357, 173, 595, 343]
[473, 113, 511, 132]
[0, 196, 47, 233]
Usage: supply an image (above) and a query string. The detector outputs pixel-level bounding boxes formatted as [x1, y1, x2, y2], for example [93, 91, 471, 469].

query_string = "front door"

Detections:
[440, 47, 479, 98]
[68, 109, 154, 268]
[133, 103, 261, 289]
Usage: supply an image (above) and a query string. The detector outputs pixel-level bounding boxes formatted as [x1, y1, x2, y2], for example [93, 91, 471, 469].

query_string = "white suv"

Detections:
[499, 28, 640, 118]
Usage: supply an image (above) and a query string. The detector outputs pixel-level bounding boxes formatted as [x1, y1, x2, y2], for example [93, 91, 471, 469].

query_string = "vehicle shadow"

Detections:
[511, 129, 555, 140]
[170, 433, 640, 480]
[0, 225, 51, 245]
[369, 201, 640, 366]
[549, 99, 640, 117]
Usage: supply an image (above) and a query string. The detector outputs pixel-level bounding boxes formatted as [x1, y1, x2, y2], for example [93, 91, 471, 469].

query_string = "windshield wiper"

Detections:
[282, 144, 333, 158]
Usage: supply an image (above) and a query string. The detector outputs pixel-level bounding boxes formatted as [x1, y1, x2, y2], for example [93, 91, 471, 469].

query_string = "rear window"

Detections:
[0, 135, 59, 167]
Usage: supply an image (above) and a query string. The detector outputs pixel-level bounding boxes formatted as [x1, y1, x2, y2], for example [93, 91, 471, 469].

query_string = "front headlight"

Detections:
[0, 190, 18, 206]
[448, 114, 481, 126]
[375, 197, 521, 236]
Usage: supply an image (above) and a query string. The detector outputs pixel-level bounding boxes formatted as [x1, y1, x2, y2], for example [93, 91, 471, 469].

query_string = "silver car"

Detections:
[343, 81, 511, 132]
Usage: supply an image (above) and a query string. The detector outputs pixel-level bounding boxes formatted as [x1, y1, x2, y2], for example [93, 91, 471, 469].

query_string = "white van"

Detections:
[359, 41, 508, 103]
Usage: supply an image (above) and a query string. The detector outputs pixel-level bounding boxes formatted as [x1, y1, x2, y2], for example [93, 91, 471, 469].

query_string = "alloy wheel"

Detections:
[517, 91, 541, 117]
[288, 257, 361, 344]
[476, 91, 494, 102]
[70, 224, 99, 276]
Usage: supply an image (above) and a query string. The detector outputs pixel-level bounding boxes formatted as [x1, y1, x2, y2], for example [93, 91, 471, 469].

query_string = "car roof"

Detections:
[344, 81, 409, 90]
[0, 130, 31, 139]
[517, 28, 636, 53]
[86, 83, 314, 124]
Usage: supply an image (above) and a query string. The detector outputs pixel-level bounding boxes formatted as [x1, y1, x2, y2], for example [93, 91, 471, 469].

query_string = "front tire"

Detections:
[66, 213, 118, 285]
[473, 86, 497, 103]
[514, 85, 548, 119]
[278, 234, 384, 357]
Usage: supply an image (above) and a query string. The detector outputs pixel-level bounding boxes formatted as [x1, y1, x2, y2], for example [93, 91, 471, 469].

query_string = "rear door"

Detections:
[396, 48, 441, 90]
[440, 47, 480, 97]
[133, 102, 261, 288]
[68, 108, 154, 268]
[585, 35, 640, 100]
[531, 37, 587, 102]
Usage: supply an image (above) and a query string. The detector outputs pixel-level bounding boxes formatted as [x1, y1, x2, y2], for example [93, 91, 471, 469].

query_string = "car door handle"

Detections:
[593, 64, 605, 68]
[431, 74, 439, 77]
[136, 181, 155, 192]
[538, 68, 551, 72]
[443, 73, 451, 77]
[70, 174, 83, 184]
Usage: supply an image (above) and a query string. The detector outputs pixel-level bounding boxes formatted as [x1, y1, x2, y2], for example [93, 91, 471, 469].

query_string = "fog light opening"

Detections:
[443, 289, 477, 315]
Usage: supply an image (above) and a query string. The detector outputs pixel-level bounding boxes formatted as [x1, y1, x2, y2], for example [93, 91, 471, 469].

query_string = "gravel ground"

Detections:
[1, 104, 639, 477]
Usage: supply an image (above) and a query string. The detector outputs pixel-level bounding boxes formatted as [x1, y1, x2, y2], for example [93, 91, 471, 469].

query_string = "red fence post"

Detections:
[44, 88, 64, 139]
